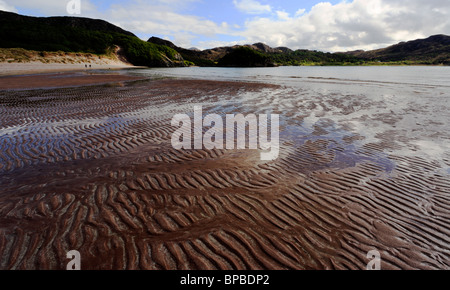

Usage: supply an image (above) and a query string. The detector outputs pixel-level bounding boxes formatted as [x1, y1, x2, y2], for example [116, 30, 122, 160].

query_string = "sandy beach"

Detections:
[0, 69, 449, 270]
[0, 61, 136, 75]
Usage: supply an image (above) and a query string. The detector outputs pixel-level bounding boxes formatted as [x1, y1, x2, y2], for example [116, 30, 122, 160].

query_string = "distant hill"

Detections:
[148, 37, 362, 66]
[217, 47, 275, 67]
[342, 35, 450, 65]
[0, 10, 135, 37]
[149, 34, 450, 67]
[0, 11, 185, 67]
[148, 37, 217, 66]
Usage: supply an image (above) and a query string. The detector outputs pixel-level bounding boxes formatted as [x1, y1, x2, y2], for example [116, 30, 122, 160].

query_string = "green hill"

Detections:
[343, 35, 450, 65]
[149, 34, 450, 67]
[217, 46, 275, 67]
[148, 36, 361, 66]
[269, 49, 362, 66]
[0, 10, 185, 67]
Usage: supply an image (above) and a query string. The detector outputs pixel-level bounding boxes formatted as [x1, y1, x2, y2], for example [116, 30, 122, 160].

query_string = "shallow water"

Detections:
[130, 65, 450, 87]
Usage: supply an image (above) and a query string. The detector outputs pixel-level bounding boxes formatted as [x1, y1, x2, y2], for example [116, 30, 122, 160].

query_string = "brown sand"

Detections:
[0, 78, 449, 270]
[0, 72, 144, 89]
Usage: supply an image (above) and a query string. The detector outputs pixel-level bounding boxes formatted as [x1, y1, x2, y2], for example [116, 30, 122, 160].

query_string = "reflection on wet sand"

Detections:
[0, 75, 449, 270]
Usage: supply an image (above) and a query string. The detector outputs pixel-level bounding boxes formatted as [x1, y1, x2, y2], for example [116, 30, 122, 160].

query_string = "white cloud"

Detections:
[197, 39, 243, 49]
[295, 9, 306, 17]
[1, 0, 96, 16]
[104, 3, 230, 40]
[0, 0, 17, 12]
[276, 11, 290, 21]
[233, 0, 271, 15]
[235, 0, 450, 52]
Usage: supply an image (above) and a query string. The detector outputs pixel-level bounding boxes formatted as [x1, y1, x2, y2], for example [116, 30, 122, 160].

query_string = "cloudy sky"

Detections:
[1, 0, 449, 51]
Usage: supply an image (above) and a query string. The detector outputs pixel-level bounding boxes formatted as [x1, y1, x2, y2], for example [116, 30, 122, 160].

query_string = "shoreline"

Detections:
[0, 70, 146, 90]
[0, 62, 139, 77]
[1, 62, 446, 79]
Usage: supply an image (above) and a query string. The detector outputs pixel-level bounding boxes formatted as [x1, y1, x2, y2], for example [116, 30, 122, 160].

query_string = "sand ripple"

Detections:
[0, 79, 449, 270]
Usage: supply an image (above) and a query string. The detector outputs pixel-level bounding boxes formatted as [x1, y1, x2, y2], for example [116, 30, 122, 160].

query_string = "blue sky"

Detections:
[1, 0, 449, 51]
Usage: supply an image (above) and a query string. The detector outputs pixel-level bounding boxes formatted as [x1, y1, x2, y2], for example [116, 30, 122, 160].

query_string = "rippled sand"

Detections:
[0, 75, 449, 270]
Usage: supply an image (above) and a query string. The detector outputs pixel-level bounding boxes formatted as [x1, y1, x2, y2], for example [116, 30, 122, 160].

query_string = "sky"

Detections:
[1, 0, 449, 52]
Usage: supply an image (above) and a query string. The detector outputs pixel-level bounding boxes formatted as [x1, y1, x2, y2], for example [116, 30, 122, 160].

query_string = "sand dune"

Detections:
[0, 48, 134, 76]
[0, 77, 449, 270]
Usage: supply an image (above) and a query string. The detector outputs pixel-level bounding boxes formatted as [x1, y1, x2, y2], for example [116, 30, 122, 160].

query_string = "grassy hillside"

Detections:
[344, 35, 450, 65]
[216, 46, 362, 67]
[148, 37, 216, 67]
[149, 37, 363, 67]
[150, 34, 450, 67]
[0, 11, 184, 67]
[217, 47, 275, 67]
[270, 49, 362, 66]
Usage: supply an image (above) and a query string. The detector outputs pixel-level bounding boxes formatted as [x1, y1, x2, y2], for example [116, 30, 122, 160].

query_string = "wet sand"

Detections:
[0, 63, 135, 77]
[0, 75, 449, 270]
[0, 72, 144, 90]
